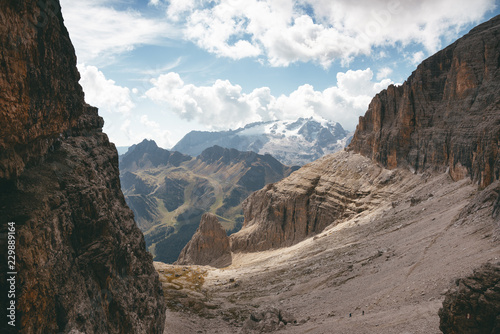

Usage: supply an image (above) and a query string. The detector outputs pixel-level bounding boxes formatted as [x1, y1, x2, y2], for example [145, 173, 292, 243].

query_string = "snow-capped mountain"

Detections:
[172, 117, 353, 166]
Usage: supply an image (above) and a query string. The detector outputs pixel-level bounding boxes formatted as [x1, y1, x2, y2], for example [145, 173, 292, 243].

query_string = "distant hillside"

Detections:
[172, 117, 352, 166]
[119, 140, 298, 263]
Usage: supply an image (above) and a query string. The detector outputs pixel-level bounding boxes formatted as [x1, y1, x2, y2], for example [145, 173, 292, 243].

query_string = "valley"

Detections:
[157, 152, 500, 333]
[2, 0, 499, 333]
[120, 141, 298, 263]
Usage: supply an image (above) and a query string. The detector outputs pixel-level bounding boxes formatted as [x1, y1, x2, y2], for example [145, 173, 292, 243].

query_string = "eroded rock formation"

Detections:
[349, 15, 500, 188]
[176, 213, 232, 268]
[439, 262, 500, 334]
[230, 151, 403, 252]
[0, 1, 165, 333]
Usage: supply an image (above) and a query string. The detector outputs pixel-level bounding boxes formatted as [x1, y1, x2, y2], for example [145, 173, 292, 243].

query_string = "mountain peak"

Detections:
[120, 139, 191, 172]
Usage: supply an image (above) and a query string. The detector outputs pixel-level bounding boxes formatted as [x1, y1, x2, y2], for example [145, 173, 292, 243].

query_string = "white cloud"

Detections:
[60, 0, 178, 64]
[146, 68, 393, 130]
[78, 64, 135, 114]
[140, 115, 160, 129]
[166, 0, 495, 67]
[411, 51, 426, 65]
[376, 67, 393, 80]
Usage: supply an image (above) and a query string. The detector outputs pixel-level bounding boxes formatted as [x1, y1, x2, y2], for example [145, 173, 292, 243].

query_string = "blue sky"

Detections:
[60, 0, 500, 149]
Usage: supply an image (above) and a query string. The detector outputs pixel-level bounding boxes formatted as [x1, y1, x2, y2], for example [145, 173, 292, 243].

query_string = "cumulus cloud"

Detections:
[60, 0, 178, 64]
[164, 0, 495, 67]
[78, 64, 135, 114]
[377, 67, 393, 80]
[137, 115, 173, 148]
[146, 68, 392, 130]
[410, 51, 426, 65]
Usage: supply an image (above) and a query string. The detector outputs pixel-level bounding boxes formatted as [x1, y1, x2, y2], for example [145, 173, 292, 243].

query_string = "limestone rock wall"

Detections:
[349, 15, 500, 188]
[230, 152, 404, 252]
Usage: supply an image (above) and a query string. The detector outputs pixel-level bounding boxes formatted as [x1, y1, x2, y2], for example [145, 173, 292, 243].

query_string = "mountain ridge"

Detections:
[172, 117, 352, 166]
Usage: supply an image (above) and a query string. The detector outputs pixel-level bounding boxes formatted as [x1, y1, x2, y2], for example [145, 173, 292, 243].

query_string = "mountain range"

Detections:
[119, 140, 298, 263]
[3, 2, 500, 333]
[172, 117, 352, 166]
[162, 14, 500, 334]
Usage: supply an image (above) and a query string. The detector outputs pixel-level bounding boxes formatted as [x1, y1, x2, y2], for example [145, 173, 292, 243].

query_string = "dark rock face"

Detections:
[176, 213, 232, 268]
[349, 15, 500, 188]
[439, 262, 500, 334]
[0, 0, 86, 179]
[0, 1, 165, 333]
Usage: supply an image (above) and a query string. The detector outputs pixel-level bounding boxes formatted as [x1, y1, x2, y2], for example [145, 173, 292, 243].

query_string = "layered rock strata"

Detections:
[0, 1, 165, 333]
[176, 213, 232, 268]
[230, 151, 405, 252]
[349, 15, 500, 188]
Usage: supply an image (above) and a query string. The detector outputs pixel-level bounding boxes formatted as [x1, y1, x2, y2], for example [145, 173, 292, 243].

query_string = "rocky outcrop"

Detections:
[176, 213, 232, 268]
[0, 1, 165, 333]
[230, 151, 403, 252]
[349, 15, 500, 188]
[439, 262, 500, 333]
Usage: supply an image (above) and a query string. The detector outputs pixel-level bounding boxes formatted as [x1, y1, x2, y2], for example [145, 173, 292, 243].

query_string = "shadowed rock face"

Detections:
[439, 262, 500, 334]
[0, 0, 87, 179]
[0, 1, 165, 333]
[176, 213, 232, 268]
[349, 15, 500, 188]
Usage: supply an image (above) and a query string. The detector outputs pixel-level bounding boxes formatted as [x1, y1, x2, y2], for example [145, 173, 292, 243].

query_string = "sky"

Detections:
[59, 0, 500, 149]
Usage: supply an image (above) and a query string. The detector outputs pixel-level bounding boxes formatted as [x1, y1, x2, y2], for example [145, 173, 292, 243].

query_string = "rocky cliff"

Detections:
[439, 262, 500, 333]
[349, 15, 500, 188]
[176, 213, 232, 268]
[0, 1, 165, 333]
